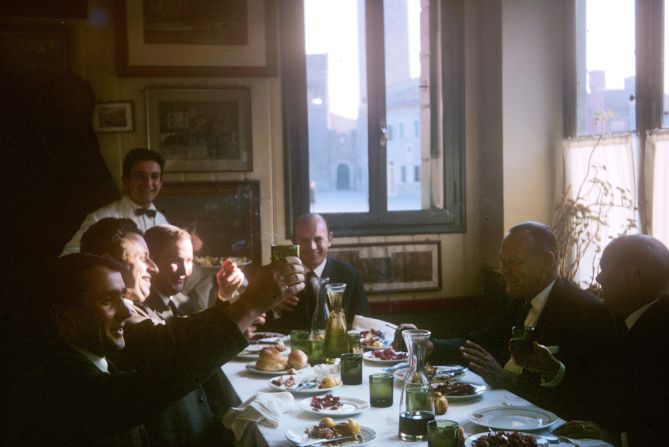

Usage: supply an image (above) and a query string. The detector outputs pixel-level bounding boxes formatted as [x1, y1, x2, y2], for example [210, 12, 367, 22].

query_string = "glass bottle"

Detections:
[398, 329, 435, 441]
[310, 276, 330, 339]
[323, 282, 348, 362]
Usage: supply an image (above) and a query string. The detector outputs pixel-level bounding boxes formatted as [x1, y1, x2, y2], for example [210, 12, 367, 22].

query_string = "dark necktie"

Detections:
[304, 271, 316, 321]
[135, 208, 157, 218]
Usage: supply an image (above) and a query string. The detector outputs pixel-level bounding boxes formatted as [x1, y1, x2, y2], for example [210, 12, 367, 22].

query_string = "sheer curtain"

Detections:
[644, 131, 669, 247]
[562, 134, 639, 288]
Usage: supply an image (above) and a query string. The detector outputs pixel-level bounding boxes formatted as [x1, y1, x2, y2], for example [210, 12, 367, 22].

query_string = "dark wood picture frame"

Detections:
[154, 181, 261, 263]
[115, 0, 277, 77]
[146, 87, 252, 173]
[328, 241, 442, 294]
[92, 101, 134, 132]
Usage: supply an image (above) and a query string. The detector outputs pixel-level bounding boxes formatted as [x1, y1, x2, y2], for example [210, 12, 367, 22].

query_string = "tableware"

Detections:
[308, 337, 325, 364]
[510, 325, 535, 359]
[340, 353, 363, 385]
[285, 423, 377, 446]
[271, 244, 300, 262]
[467, 405, 558, 431]
[324, 283, 349, 361]
[236, 344, 291, 359]
[299, 396, 370, 417]
[464, 431, 550, 447]
[247, 332, 289, 343]
[193, 256, 252, 269]
[382, 361, 408, 372]
[395, 365, 467, 382]
[431, 381, 487, 401]
[368, 373, 394, 407]
[269, 374, 342, 394]
[348, 330, 363, 354]
[362, 349, 408, 364]
[245, 364, 306, 375]
[292, 330, 311, 354]
[427, 420, 459, 447]
[399, 329, 435, 441]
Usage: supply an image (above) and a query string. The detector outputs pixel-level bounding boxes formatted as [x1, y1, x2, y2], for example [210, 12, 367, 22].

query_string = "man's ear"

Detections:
[49, 304, 77, 339]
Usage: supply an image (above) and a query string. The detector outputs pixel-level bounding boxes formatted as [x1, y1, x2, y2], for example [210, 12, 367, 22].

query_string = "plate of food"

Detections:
[245, 347, 309, 374]
[300, 394, 369, 417]
[464, 431, 550, 447]
[468, 406, 559, 431]
[246, 332, 289, 343]
[394, 364, 467, 382]
[362, 348, 408, 364]
[194, 256, 252, 268]
[432, 381, 486, 401]
[359, 329, 389, 350]
[269, 375, 342, 394]
[286, 418, 377, 446]
[237, 343, 291, 360]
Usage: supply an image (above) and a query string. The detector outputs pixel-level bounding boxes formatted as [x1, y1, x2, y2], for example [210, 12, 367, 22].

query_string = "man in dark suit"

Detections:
[263, 213, 368, 334]
[5, 252, 303, 446]
[393, 222, 616, 419]
[557, 235, 669, 445]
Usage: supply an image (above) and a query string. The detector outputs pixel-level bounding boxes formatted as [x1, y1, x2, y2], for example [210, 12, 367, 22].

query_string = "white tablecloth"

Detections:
[220, 354, 604, 447]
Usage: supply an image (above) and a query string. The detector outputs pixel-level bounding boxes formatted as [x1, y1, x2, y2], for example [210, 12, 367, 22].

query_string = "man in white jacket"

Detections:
[61, 148, 168, 256]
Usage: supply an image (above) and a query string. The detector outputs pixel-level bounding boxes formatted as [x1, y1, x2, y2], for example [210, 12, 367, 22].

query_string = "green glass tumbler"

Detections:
[427, 420, 459, 447]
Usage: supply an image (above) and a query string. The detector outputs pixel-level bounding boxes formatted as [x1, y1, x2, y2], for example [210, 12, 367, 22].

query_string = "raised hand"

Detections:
[460, 340, 516, 389]
[216, 260, 246, 300]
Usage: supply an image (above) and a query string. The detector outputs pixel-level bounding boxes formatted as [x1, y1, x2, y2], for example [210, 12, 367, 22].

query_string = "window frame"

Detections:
[279, 0, 465, 237]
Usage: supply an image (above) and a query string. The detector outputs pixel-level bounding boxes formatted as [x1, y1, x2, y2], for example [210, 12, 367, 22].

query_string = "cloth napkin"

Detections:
[222, 391, 294, 446]
[352, 314, 396, 340]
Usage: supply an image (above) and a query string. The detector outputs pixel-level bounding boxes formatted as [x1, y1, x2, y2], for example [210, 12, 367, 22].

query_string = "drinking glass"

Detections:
[291, 330, 310, 355]
[270, 244, 300, 262]
[369, 373, 394, 407]
[340, 353, 363, 385]
[323, 283, 348, 362]
[308, 336, 325, 364]
[510, 325, 535, 361]
[348, 330, 362, 354]
[427, 420, 459, 447]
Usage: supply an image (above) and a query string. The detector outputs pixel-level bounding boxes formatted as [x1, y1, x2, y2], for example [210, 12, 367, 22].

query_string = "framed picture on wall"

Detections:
[115, 0, 277, 77]
[328, 241, 442, 294]
[154, 181, 261, 263]
[146, 87, 252, 173]
[92, 101, 134, 132]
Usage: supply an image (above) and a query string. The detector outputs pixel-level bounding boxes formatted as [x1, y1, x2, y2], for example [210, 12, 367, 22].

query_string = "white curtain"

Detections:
[562, 134, 639, 288]
[645, 131, 669, 247]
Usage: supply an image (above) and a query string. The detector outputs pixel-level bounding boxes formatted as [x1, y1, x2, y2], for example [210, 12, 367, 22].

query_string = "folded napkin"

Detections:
[352, 314, 396, 340]
[222, 391, 294, 446]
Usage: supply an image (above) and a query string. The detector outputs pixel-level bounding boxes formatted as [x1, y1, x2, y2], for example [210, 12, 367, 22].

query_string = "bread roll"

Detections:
[256, 347, 288, 371]
[288, 349, 308, 369]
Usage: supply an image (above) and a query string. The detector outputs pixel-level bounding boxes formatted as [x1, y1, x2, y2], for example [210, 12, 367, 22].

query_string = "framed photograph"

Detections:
[154, 181, 261, 263]
[146, 88, 252, 173]
[92, 101, 134, 132]
[115, 0, 277, 77]
[328, 241, 442, 294]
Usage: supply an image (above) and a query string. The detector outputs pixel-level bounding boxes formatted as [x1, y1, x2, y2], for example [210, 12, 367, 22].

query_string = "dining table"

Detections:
[220, 346, 607, 447]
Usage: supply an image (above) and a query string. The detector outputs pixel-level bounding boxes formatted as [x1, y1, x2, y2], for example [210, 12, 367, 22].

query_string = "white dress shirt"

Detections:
[70, 345, 109, 373]
[625, 298, 661, 330]
[61, 195, 169, 256]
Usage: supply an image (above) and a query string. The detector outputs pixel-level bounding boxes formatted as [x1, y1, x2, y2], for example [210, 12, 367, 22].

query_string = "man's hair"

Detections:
[122, 148, 165, 178]
[508, 221, 558, 256]
[294, 213, 330, 233]
[144, 224, 191, 259]
[49, 253, 125, 308]
[80, 218, 142, 261]
[605, 235, 669, 294]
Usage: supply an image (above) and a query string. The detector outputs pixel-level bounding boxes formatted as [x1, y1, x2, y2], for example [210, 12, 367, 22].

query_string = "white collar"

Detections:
[120, 195, 156, 211]
[530, 279, 556, 311]
[309, 258, 328, 278]
[625, 298, 661, 330]
[70, 345, 109, 373]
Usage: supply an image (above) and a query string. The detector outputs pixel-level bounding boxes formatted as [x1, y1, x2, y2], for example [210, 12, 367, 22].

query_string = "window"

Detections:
[279, 0, 465, 236]
[414, 165, 420, 182]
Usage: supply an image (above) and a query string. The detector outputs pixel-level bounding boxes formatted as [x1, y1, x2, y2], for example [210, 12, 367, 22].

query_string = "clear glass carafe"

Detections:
[398, 329, 435, 441]
[323, 282, 348, 362]
[310, 276, 330, 339]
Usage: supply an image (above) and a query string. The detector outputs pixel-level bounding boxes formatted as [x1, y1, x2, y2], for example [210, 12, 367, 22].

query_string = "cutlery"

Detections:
[382, 361, 408, 372]
[293, 380, 318, 391]
[298, 435, 356, 446]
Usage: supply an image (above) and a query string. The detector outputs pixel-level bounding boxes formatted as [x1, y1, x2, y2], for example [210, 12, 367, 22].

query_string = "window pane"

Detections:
[385, 0, 430, 211]
[664, 3, 669, 127]
[304, 0, 369, 213]
[575, 0, 635, 136]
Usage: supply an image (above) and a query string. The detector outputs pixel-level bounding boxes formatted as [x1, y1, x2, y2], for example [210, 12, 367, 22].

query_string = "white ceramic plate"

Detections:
[245, 364, 307, 376]
[467, 406, 559, 431]
[285, 423, 377, 446]
[464, 431, 550, 447]
[362, 349, 408, 364]
[300, 396, 369, 417]
[246, 332, 289, 343]
[236, 344, 291, 359]
[394, 365, 467, 382]
[269, 374, 342, 394]
[431, 381, 487, 401]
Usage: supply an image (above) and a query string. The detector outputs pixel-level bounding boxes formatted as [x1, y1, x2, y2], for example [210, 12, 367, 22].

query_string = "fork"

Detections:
[297, 435, 356, 446]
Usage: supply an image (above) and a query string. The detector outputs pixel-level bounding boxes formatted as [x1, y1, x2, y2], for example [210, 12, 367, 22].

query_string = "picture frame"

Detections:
[328, 241, 442, 294]
[154, 181, 261, 263]
[92, 101, 134, 132]
[115, 0, 277, 77]
[146, 87, 252, 173]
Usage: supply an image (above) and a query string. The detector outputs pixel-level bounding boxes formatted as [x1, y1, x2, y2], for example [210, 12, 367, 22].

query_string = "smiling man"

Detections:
[61, 148, 169, 256]
[262, 213, 368, 333]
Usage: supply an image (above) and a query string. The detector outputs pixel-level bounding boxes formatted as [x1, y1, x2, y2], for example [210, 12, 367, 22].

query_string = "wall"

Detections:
[501, 0, 565, 231]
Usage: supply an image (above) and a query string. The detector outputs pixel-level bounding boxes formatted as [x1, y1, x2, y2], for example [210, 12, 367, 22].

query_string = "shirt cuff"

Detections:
[218, 290, 240, 303]
[540, 361, 565, 388]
